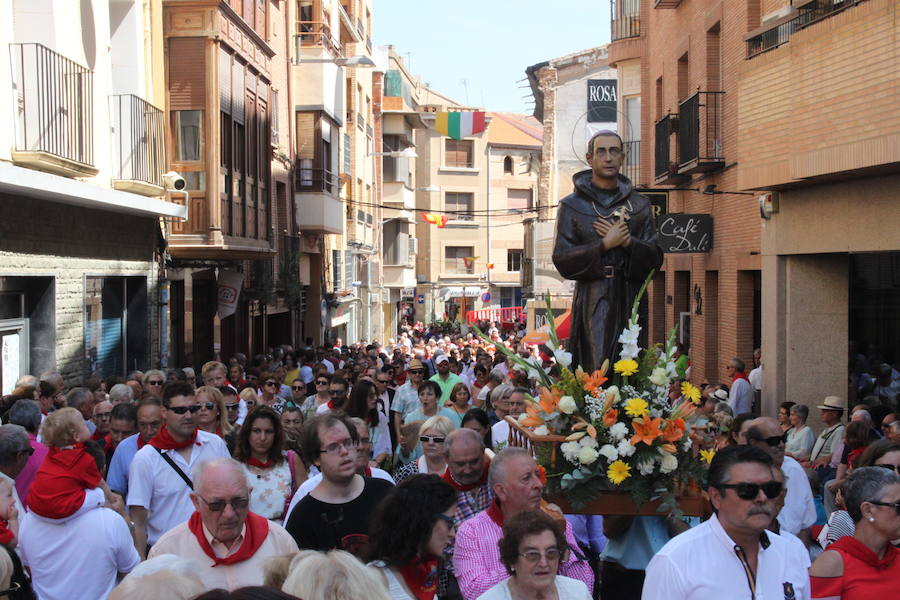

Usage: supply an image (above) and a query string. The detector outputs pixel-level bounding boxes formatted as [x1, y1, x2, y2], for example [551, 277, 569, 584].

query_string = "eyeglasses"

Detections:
[519, 548, 562, 563]
[420, 436, 445, 444]
[319, 438, 358, 455]
[225, 403, 239, 410]
[292, 386, 305, 391]
[197, 495, 250, 513]
[719, 481, 784, 500]
[316, 380, 329, 385]
[377, 379, 391, 385]
[264, 381, 278, 387]
[168, 405, 201, 415]
[94, 412, 113, 420]
[751, 434, 786, 447]
[198, 402, 216, 411]
[357, 437, 372, 446]
[875, 463, 900, 474]
[435, 513, 455, 527]
[147, 380, 164, 386]
[868, 500, 900, 515]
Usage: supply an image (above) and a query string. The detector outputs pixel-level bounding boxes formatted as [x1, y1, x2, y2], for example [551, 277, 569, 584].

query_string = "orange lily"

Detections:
[539, 387, 563, 414]
[630, 416, 663, 446]
[661, 443, 677, 454]
[602, 409, 618, 428]
[537, 464, 547, 486]
[521, 403, 544, 428]
[662, 418, 686, 443]
[580, 369, 608, 395]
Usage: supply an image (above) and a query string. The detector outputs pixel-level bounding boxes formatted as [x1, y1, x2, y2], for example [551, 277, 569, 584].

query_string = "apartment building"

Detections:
[0, 0, 184, 387]
[607, 0, 761, 387]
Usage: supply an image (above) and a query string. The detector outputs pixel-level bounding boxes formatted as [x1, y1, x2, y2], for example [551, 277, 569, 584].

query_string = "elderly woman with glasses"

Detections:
[785, 404, 816, 461]
[480, 510, 590, 600]
[366, 474, 457, 600]
[257, 372, 285, 414]
[142, 370, 166, 396]
[301, 373, 332, 420]
[810, 466, 900, 598]
[394, 416, 453, 483]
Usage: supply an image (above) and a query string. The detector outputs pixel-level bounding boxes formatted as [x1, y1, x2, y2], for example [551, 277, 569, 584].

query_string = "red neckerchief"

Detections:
[103, 434, 114, 452]
[0, 521, 13, 546]
[187, 511, 269, 567]
[137, 434, 150, 450]
[830, 535, 898, 570]
[364, 466, 372, 477]
[398, 555, 440, 600]
[440, 459, 490, 492]
[90, 430, 105, 442]
[247, 457, 274, 469]
[486, 498, 505, 527]
[148, 424, 198, 450]
[732, 371, 749, 384]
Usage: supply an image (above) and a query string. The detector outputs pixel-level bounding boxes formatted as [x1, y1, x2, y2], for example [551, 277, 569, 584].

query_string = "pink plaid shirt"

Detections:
[452, 504, 594, 599]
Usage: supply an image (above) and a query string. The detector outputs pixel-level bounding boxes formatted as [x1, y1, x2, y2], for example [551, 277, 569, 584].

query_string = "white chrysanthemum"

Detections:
[558, 396, 577, 414]
[609, 422, 629, 441]
[578, 445, 599, 465]
[649, 367, 670, 387]
[637, 459, 655, 475]
[660, 452, 678, 474]
[599, 444, 619, 462]
[580, 435, 599, 449]
[561, 441, 580, 463]
[616, 439, 636, 457]
[534, 425, 549, 436]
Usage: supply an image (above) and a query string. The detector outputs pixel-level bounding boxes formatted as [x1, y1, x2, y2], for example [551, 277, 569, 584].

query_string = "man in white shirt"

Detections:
[128, 382, 230, 558]
[746, 417, 816, 543]
[642, 445, 810, 600]
[149, 458, 298, 590]
[726, 358, 754, 415]
[748, 348, 762, 391]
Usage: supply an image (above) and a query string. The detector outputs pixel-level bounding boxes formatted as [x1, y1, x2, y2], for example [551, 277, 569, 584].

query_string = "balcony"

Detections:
[622, 140, 642, 186]
[745, 0, 867, 58]
[294, 166, 342, 234]
[654, 0, 682, 7]
[610, 0, 640, 41]
[11, 43, 98, 178]
[295, 21, 343, 58]
[654, 114, 688, 185]
[677, 91, 724, 174]
[110, 94, 165, 196]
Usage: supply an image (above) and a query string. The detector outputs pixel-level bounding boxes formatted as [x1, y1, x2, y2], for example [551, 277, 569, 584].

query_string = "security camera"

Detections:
[162, 171, 186, 191]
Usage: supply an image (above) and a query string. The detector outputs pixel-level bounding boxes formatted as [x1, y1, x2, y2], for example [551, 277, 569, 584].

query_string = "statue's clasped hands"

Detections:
[594, 216, 632, 250]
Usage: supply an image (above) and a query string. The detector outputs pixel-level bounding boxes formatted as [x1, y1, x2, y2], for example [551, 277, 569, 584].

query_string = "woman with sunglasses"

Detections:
[481, 510, 590, 600]
[810, 466, 900, 598]
[395, 416, 453, 483]
[257, 372, 285, 414]
[367, 474, 457, 600]
[234, 406, 306, 524]
[193, 386, 232, 438]
[301, 373, 332, 420]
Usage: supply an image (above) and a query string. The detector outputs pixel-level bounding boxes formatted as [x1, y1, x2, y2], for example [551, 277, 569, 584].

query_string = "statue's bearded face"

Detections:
[586, 135, 624, 179]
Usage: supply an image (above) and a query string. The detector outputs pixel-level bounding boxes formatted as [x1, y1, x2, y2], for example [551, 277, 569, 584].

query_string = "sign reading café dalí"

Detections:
[657, 214, 713, 253]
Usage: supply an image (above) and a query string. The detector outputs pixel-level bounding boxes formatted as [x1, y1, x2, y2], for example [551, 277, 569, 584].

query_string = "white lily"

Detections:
[553, 348, 572, 368]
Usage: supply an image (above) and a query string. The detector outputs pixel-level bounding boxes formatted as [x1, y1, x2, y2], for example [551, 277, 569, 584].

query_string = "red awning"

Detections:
[521, 310, 571, 344]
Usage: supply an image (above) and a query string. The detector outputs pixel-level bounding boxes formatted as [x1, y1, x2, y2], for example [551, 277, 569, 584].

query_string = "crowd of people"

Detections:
[0, 324, 896, 599]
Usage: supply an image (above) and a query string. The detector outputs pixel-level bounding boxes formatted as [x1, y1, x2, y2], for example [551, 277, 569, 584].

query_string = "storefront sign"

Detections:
[642, 190, 668, 219]
[658, 214, 713, 253]
[439, 286, 482, 300]
[216, 270, 244, 319]
[400, 287, 416, 300]
[587, 79, 617, 123]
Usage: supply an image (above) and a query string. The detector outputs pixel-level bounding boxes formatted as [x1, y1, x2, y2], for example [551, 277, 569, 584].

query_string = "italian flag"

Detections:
[435, 111, 486, 140]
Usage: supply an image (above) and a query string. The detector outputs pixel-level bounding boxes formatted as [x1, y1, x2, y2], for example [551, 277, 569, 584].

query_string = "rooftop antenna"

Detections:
[460, 78, 470, 105]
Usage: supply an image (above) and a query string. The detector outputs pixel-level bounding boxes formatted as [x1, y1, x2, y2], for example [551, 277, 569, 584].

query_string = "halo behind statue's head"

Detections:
[587, 130, 624, 155]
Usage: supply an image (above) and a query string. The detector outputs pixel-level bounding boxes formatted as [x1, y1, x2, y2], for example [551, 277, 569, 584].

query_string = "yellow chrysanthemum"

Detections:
[681, 382, 701, 405]
[613, 358, 639, 376]
[607, 460, 632, 485]
[700, 449, 716, 464]
[624, 397, 649, 418]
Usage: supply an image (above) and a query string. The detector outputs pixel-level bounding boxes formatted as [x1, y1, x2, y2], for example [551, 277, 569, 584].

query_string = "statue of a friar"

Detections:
[552, 131, 663, 373]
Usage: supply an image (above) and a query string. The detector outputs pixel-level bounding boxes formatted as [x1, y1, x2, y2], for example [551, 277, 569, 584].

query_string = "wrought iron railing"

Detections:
[295, 165, 338, 194]
[295, 21, 342, 58]
[110, 94, 165, 187]
[746, 0, 867, 58]
[11, 43, 94, 166]
[678, 91, 724, 168]
[654, 116, 675, 179]
[611, 0, 641, 41]
[622, 140, 641, 185]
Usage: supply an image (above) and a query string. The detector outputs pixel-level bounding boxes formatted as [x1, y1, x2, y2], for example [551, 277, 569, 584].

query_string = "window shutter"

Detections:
[169, 38, 206, 109]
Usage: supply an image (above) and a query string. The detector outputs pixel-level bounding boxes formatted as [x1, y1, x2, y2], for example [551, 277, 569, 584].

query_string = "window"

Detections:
[271, 90, 279, 146]
[332, 249, 342, 290]
[445, 246, 475, 275]
[445, 139, 473, 168]
[507, 250, 523, 272]
[625, 97, 641, 142]
[445, 192, 474, 221]
[503, 156, 513, 174]
[174, 110, 202, 161]
[507, 189, 532, 211]
[84, 277, 148, 377]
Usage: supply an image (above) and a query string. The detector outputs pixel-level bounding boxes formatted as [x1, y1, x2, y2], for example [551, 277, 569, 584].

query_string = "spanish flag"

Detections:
[487, 263, 495, 269]
[434, 111, 486, 140]
[422, 212, 448, 228]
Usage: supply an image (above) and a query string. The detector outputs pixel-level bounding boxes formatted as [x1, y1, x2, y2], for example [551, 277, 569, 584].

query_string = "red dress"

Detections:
[811, 536, 900, 599]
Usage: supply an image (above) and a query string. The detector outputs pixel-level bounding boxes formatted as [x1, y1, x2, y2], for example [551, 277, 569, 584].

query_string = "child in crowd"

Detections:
[0, 480, 19, 548]
[393, 420, 423, 469]
[27, 408, 111, 519]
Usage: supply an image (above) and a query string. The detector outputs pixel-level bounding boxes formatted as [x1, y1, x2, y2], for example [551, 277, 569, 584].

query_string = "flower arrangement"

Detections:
[477, 272, 710, 512]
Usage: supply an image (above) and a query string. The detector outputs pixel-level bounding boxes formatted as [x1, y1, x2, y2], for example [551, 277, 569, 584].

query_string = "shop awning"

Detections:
[521, 309, 571, 344]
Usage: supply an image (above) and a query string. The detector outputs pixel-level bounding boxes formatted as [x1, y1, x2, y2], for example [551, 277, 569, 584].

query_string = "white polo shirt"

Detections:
[19, 507, 140, 600]
[126, 430, 230, 545]
[778, 456, 817, 536]
[642, 513, 810, 600]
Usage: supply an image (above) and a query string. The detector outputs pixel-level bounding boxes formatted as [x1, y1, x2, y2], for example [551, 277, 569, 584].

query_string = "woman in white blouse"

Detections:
[785, 404, 816, 461]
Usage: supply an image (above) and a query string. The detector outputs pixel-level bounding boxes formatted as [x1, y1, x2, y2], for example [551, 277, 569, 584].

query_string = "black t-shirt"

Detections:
[285, 476, 393, 557]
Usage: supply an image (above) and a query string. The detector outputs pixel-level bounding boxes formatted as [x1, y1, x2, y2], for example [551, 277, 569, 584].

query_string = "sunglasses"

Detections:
[197, 401, 216, 411]
[329, 390, 346, 396]
[420, 435, 445, 444]
[197, 495, 250, 513]
[316, 380, 329, 385]
[225, 403, 239, 410]
[869, 500, 900, 516]
[719, 481, 784, 500]
[752, 434, 786, 447]
[876, 463, 900, 474]
[264, 381, 278, 387]
[435, 513, 455, 527]
[409, 369, 425, 375]
[168, 405, 201, 415]
[292, 386, 305, 391]
[147, 380, 164, 386]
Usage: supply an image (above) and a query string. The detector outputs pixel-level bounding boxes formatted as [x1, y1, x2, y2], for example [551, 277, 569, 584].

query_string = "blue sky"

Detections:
[374, 1, 612, 114]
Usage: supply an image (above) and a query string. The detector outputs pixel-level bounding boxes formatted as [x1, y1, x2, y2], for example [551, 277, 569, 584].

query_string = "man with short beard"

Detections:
[642, 445, 810, 600]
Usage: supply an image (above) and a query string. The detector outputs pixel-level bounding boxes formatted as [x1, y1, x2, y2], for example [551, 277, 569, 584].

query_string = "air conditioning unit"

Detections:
[408, 237, 418, 266]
